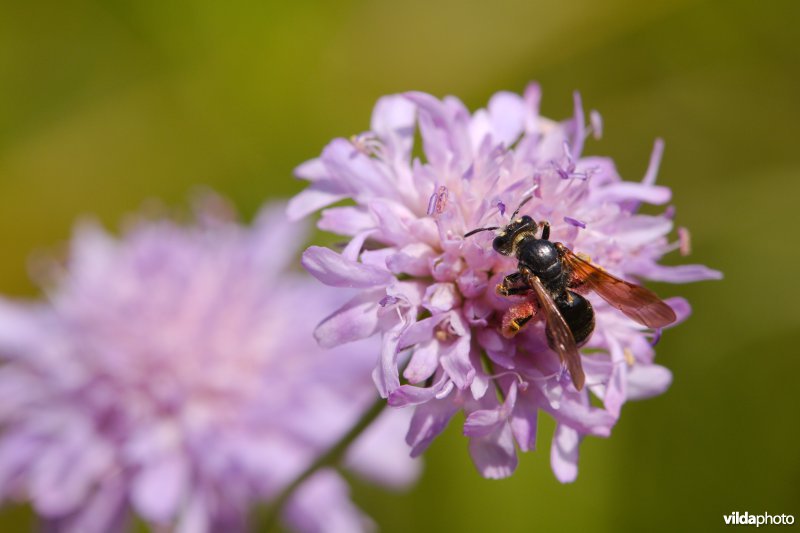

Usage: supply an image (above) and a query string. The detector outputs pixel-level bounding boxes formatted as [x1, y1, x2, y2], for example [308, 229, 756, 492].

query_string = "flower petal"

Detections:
[594, 183, 672, 205]
[548, 395, 617, 437]
[603, 336, 628, 418]
[403, 340, 440, 384]
[0, 299, 50, 355]
[486, 91, 526, 147]
[371, 95, 416, 165]
[397, 316, 439, 350]
[522, 82, 542, 132]
[468, 422, 518, 479]
[640, 264, 723, 283]
[406, 396, 460, 457]
[439, 335, 475, 390]
[642, 138, 665, 187]
[404, 92, 472, 170]
[463, 408, 502, 438]
[570, 91, 586, 159]
[609, 216, 673, 246]
[665, 297, 692, 323]
[314, 290, 383, 348]
[131, 453, 188, 523]
[251, 205, 310, 278]
[294, 157, 329, 182]
[389, 374, 450, 407]
[626, 364, 672, 400]
[286, 184, 347, 221]
[551, 424, 580, 483]
[510, 392, 539, 452]
[318, 206, 375, 236]
[302, 246, 392, 288]
[175, 491, 209, 533]
[422, 283, 460, 314]
[386, 243, 437, 277]
[372, 324, 403, 397]
[285, 470, 373, 533]
[345, 408, 420, 488]
[321, 138, 395, 199]
[368, 199, 418, 246]
[45, 476, 128, 533]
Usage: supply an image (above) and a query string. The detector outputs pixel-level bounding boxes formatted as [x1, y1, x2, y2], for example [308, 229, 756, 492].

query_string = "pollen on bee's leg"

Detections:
[501, 301, 536, 338]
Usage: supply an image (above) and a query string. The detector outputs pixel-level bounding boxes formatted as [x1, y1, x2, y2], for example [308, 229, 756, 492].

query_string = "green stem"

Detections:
[261, 395, 388, 531]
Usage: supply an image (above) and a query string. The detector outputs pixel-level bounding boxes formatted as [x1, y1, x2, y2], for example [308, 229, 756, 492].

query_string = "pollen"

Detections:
[501, 301, 536, 338]
[623, 348, 636, 367]
[678, 227, 691, 256]
[427, 185, 449, 216]
[349, 132, 384, 159]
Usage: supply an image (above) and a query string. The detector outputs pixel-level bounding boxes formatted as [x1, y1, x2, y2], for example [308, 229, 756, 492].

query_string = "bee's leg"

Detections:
[501, 300, 537, 338]
[497, 272, 530, 296]
[539, 221, 550, 241]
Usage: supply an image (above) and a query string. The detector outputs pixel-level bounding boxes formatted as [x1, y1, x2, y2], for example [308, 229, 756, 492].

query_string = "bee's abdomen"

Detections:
[555, 291, 595, 346]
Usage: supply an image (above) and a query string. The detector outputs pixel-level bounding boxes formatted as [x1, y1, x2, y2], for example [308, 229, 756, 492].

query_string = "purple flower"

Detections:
[0, 196, 419, 532]
[289, 84, 721, 481]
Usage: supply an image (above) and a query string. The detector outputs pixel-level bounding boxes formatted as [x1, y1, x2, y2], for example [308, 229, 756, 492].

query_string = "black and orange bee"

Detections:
[465, 198, 676, 390]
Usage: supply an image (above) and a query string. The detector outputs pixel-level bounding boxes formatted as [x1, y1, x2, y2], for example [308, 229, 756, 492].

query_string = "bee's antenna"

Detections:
[464, 226, 500, 238]
[509, 196, 533, 221]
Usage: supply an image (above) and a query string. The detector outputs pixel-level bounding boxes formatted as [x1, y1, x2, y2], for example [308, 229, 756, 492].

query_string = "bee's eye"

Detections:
[520, 215, 533, 225]
[492, 235, 505, 252]
[492, 232, 512, 255]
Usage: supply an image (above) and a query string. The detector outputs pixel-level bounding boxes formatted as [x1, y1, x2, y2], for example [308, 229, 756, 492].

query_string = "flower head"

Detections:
[0, 196, 418, 531]
[290, 84, 721, 480]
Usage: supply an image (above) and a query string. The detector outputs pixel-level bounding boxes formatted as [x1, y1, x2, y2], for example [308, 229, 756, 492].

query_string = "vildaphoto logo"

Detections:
[724, 512, 795, 527]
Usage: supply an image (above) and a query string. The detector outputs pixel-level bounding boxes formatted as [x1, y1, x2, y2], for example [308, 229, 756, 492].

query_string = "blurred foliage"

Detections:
[1, 0, 798, 531]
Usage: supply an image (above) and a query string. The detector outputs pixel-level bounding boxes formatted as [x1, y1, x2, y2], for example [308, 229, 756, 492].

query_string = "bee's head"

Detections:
[463, 196, 538, 255]
[492, 215, 536, 256]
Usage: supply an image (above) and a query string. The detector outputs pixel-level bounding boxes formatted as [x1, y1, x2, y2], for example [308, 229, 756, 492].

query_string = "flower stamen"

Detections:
[350, 132, 385, 160]
[564, 216, 587, 229]
[427, 185, 449, 216]
[678, 227, 691, 256]
[623, 348, 636, 367]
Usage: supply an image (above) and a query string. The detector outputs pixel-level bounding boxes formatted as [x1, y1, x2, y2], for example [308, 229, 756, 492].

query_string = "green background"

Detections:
[1, 0, 798, 531]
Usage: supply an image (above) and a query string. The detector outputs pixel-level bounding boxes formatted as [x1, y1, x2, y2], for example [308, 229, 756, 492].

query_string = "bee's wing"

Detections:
[526, 272, 585, 391]
[558, 244, 677, 328]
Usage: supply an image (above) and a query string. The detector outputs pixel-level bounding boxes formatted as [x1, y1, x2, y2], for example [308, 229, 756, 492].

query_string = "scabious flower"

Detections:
[0, 196, 419, 532]
[288, 84, 721, 481]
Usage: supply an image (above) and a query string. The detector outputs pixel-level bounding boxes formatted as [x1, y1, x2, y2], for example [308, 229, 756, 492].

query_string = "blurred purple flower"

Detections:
[0, 196, 419, 532]
[289, 84, 721, 481]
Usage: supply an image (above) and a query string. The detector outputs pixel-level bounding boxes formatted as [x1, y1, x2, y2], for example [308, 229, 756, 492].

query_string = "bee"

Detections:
[464, 197, 676, 390]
